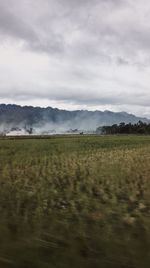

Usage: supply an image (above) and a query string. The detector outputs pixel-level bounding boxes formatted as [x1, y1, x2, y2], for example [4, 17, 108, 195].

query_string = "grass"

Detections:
[0, 135, 150, 268]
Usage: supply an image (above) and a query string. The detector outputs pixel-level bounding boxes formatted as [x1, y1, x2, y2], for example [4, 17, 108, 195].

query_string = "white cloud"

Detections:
[0, 0, 150, 118]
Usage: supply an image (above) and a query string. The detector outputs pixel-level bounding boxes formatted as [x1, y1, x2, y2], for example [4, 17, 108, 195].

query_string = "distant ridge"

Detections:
[0, 104, 149, 134]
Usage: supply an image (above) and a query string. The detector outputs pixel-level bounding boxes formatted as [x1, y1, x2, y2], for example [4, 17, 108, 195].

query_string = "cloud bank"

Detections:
[0, 0, 150, 117]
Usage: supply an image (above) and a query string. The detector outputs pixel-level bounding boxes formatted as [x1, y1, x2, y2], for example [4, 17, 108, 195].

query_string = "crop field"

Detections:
[0, 135, 150, 268]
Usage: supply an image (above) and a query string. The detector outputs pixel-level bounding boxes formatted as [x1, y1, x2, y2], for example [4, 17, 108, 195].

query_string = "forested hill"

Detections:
[0, 104, 149, 134]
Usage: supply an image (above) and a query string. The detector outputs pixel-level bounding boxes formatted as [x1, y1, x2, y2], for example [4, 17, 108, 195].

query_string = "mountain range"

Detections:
[0, 104, 149, 135]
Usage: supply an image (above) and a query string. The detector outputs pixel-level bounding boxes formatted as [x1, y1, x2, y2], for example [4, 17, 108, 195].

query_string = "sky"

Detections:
[0, 0, 150, 118]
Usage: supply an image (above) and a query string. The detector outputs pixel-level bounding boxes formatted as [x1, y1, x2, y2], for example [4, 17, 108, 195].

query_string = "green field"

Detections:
[0, 135, 150, 268]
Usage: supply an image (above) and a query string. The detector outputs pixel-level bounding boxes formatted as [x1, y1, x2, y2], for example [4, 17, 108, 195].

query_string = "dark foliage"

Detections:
[98, 121, 150, 134]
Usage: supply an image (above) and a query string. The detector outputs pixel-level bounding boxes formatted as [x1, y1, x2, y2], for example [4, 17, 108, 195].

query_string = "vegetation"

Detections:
[0, 135, 150, 268]
[98, 121, 150, 134]
[0, 104, 148, 135]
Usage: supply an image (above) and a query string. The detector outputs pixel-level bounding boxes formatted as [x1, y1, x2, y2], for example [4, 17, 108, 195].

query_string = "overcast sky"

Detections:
[0, 0, 150, 118]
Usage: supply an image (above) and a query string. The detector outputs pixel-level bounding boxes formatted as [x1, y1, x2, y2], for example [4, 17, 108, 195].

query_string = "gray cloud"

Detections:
[0, 1, 37, 42]
[0, 0, 150, 118]
[0, 0, 150, 61]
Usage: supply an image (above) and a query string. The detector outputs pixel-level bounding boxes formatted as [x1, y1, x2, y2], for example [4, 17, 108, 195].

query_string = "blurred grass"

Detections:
[0, 135, 150, 268]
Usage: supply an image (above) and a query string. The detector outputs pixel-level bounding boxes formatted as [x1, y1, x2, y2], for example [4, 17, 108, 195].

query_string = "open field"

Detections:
[0, 135, 150, 268]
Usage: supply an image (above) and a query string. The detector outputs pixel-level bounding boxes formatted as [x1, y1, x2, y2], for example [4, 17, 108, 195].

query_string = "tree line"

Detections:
[96, 121, 150, 134]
